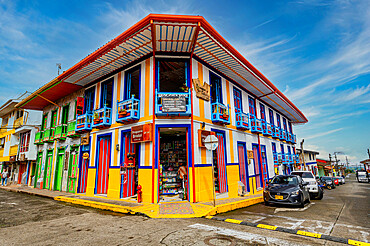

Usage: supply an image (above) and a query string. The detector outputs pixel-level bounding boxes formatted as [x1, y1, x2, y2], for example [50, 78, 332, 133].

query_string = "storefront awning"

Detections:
[16, 14, 307, 123]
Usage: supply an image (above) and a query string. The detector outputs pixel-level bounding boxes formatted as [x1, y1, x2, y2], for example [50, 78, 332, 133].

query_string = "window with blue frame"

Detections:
[288, 121, 293, 133]
[283, 117, 288, 131]
[269, 109, 274, 125]
[260, 103, 266, 121]
[248, 97, 256, 116]
[210, 72, 222, 103]
[124, 66, 140, 100]
[276, 113, 281, 128]
[157, 59, 189, 92]
[101, 79, 113, 108]
[84, 88, 95, 114]
[233, 87, 242, 112]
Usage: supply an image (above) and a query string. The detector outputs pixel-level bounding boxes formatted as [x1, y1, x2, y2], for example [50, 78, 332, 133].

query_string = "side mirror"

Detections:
[302, 181, 309, 186]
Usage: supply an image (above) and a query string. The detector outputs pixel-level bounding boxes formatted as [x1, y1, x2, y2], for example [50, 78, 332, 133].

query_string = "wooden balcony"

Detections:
[211, 102, 230, 125]
[116, 96, 140, 123]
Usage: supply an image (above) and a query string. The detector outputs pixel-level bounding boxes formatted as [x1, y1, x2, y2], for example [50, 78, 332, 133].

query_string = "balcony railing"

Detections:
[285, 154, 293, 164]
[280, 129, 288, 141]
[67, 121, 79, 138]
[273, 152, 278, 167]
[92, 107, 112, 128]
[262, 120, 273, 136]
[13, 116, 24, 128]
[292, 134, 297, 144]
[250, 115, 262, 133]
[116, 96, 140, 123]
[272, 125, 281, 139]
[76, 113, 92, 132]
[235, 112, 249, 130]
[43, 128, 55, 142]
[155, 90, 191, 116]
[34, 131, 44, 145]
[54, 124, 67, 141]
[211, 102, 230, 124]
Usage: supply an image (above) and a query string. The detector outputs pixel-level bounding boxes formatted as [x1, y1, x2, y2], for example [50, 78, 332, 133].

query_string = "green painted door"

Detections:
[43, 150, 53, 189]
[34, 152, 43, 188]
[67, 147, 79, 193]
[54, 149, 65, 191]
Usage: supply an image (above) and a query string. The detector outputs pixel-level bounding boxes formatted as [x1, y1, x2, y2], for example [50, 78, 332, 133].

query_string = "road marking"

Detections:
[188, 223, 310, 246]
[274, 202, 314, 213]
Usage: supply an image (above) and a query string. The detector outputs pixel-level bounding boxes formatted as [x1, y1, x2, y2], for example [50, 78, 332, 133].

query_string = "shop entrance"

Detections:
[159, 127, 188, 202]
[78, 146, 89, 193]
[67, 147, 79, 193]
[120, 132, 139, 198]
[43, 149, 53, 189]
[54, 148, 65, 191]
[95, 136, 111, 195]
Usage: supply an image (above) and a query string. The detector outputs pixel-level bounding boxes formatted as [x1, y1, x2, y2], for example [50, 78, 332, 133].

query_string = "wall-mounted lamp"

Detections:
[116, 144, 120, 151]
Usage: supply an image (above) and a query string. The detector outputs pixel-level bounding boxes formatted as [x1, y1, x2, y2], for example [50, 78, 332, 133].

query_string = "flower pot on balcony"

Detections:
[222, 114, 229, 120]
[93, 119, 100, 124]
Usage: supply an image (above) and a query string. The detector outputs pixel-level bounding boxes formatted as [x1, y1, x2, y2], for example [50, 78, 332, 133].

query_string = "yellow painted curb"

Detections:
[225, 218, 243, 224]
[348, 239, 370, 246]
[257, 224, 277, 230]
[297, 230, 321, 239]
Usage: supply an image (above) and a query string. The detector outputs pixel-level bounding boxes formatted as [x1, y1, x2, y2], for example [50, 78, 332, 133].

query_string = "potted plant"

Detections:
[222, 113, 229, 120]
[180, 83, 189, 92]
[118, 107, 127, 117]
[93, 111, 100, 124]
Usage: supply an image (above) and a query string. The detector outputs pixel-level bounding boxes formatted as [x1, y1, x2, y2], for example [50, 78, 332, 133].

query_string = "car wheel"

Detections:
[316, 189, 323, 200]
[299, 194, 305, 208]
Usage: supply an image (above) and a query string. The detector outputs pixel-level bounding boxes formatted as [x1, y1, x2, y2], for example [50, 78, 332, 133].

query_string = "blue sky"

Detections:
[0, 0, 369, 165]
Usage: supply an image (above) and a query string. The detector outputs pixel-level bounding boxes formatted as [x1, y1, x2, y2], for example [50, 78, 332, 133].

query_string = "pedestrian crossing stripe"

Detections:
[225, 219, 243, 224]
[297, 230, 322, 238]
[348, 239, 370, 246]
[257, 224, 277, 230]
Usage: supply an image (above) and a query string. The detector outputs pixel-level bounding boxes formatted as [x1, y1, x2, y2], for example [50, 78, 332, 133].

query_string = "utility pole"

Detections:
[329, 154, 333, 177]
[367, 148, 370, 158]
[300, 139, 306, 171]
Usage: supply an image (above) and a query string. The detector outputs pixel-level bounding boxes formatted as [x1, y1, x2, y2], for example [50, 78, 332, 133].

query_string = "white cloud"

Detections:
[304, 127, 344, 140]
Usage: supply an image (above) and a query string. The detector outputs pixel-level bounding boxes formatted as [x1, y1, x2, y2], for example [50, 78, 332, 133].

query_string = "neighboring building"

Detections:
[316, 158, 329, 177]
[360, 159, 370, 173]
[16, 14, 307, 203]
[0, 92, 42, 185]
[296, 149, 319, 176]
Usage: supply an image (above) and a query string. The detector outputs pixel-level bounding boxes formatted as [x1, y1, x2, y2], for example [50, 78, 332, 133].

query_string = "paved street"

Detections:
[0, 174, 368, 245]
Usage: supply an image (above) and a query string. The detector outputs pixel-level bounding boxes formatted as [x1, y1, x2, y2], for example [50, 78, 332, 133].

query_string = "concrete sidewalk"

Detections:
[0, 185, 263, 218]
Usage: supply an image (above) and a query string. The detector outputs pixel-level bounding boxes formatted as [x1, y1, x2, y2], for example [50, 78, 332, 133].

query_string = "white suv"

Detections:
[291, 171, 323, 199]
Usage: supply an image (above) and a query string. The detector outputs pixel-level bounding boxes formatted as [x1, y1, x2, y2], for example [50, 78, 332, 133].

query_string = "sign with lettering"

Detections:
[247, 150, 254, 160]
[198, 130, 215, 147]
[81, 133, 90, 145]
[192, 78, 210, 101]
[131, 123, 153, 143]
[162, 97, 186, 112]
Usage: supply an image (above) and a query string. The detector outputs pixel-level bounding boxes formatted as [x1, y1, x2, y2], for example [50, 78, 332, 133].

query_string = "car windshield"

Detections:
[271, 176, 298, 185]
[322, 177, 332, 180]
[292, 172, 314, 178]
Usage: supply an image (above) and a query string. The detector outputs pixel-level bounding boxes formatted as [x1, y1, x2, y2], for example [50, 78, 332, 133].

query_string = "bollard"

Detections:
[137, 184, 142, 203]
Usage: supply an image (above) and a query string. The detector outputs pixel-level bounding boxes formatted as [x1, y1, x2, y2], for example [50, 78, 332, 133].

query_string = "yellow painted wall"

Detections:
[9, 145, 18, 156]
[86, 168, 96, 196]
[226, 165, 239, 198]
[107, 168, 120, 199]
[138, 168, 152, 203]
[195, 166, 214, 202]
[0, 148, 4, 157]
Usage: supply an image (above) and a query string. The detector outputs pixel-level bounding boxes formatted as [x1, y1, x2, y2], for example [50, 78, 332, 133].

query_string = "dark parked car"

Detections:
[320, 176, 336, 189]
[264, 175, 310, 208]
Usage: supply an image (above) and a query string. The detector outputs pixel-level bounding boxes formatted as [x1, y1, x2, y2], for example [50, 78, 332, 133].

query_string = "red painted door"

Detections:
[238, 143, 249, 191]
[214, 132, 227, 193]
[79, 155, 89, 193]
[252, 145, 262, 189]
[96, 137, 111, 194]
[120, 132, 137, 198]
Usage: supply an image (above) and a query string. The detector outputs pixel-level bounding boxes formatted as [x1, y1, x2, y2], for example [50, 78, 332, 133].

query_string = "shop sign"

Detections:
[9, 156, 16, 162]
[192, 78, 210, 101]
[247, 150, 254, 160]
[19, 153, 26, 161]
[83, 153, 89, 160]
[161, 97, 186, 112]
[81, 133, 90, 145]
[131, 123, 153, 143]
[198, 130, 215, 147]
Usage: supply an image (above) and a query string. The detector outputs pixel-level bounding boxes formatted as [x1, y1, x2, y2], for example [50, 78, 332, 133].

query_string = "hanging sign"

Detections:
[204, 135, 219, 151]
[192, 78, 210, 101]
[131, 123, 153, 143]
[81, 133, 90, 145]
[198, 130, 215, 147]
[83, 153, 89, 159]
[76, 97, 84, 116]
[64, 152, 69, 170]
[247, 150, 254, 159]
